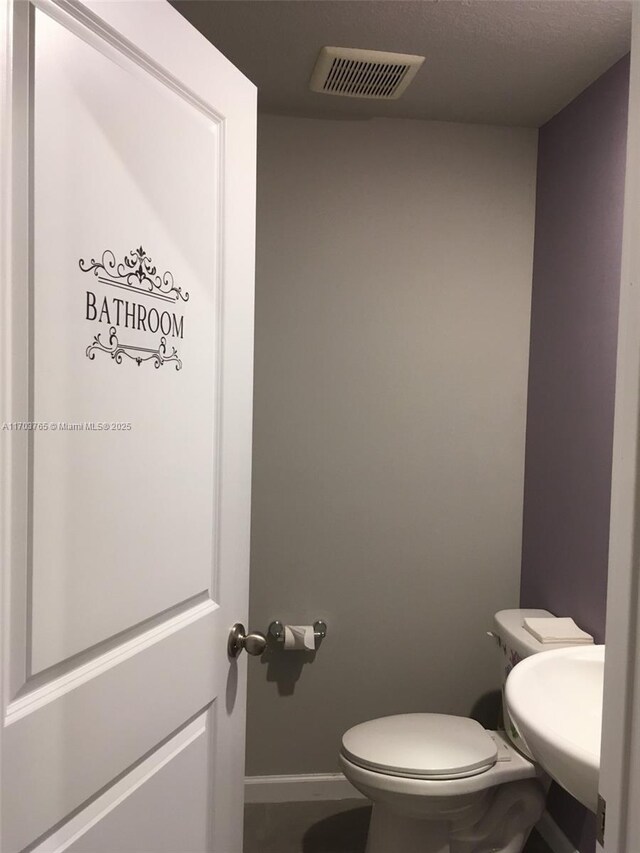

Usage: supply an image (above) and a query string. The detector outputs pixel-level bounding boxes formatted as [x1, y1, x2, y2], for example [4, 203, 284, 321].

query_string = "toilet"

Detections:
[339, 609, 577, 853]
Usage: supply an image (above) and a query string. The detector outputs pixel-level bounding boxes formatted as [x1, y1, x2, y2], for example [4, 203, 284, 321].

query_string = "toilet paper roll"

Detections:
[283, 625, 316, 651]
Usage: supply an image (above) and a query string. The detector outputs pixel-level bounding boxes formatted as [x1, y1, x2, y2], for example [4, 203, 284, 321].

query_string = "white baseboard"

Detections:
[244, 772, 365, 804]
[244, 775, 578, 853]
[536, 810, 579, 853]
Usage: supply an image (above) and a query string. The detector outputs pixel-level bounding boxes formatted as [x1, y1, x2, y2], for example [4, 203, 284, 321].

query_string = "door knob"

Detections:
[228, 623, 267, 658]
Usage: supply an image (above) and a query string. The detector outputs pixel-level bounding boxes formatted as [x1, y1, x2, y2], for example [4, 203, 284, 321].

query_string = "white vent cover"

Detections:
[310, 46, 425, 100]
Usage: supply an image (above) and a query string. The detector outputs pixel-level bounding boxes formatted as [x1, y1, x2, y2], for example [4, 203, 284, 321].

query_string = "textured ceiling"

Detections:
[173, 1, 631, 127]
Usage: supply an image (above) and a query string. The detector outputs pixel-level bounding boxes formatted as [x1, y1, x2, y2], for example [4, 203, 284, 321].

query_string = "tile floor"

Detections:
[243, 800, 554, 853]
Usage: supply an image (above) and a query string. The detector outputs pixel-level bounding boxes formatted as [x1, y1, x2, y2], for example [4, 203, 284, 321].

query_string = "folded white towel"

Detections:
[523, 616, 594, 644]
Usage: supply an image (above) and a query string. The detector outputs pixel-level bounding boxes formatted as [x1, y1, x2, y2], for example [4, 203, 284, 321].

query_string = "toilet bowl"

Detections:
[340, 715, 546, 853]
[339, 609, 580, 853]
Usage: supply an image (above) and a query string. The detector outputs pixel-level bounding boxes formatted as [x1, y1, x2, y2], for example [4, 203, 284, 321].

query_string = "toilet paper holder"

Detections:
[268, 620, 327, 644]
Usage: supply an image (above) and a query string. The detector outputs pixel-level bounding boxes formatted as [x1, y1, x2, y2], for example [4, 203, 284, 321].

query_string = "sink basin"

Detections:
[505, 644, 604, 812]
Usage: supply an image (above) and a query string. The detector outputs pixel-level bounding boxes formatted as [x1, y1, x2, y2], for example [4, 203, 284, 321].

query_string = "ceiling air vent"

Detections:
[310, 46, 425, 101]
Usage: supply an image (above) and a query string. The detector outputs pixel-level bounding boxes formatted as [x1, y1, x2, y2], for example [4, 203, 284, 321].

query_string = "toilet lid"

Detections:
[341, 714, 498, 780]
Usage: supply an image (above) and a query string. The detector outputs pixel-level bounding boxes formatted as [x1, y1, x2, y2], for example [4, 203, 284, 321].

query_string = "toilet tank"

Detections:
[492, 608, 577, 757]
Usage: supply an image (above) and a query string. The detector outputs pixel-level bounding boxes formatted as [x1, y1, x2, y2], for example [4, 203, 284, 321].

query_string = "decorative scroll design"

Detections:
[79, 246, 189, 303]
[86, 327, 182, 371]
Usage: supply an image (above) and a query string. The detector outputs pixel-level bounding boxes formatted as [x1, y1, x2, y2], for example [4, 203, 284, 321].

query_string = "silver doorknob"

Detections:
[228, 623, 267, 658]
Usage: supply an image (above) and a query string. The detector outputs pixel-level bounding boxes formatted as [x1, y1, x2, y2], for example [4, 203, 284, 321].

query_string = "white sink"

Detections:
[505, 644, 604, 812]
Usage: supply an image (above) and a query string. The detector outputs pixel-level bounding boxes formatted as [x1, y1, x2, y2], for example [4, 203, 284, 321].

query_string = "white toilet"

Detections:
[339, 609, 576, 853]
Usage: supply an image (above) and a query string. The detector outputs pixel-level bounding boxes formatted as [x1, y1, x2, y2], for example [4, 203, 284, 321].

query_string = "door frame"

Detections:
[599, 6, 640, 852]
[1, 0, 17, 834]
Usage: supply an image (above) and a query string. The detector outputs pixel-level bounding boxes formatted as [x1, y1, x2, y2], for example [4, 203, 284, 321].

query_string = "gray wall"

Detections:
[248, 115, 538, 776]
[520, 56, 630, 853]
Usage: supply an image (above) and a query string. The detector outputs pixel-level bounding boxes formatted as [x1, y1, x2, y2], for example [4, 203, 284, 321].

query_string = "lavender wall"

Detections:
[520, 56, 630, 852]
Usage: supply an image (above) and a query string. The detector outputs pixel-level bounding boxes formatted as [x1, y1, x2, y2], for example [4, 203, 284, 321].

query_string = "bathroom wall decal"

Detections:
[86, 327, 182, 370]
[79, 246, 188, 370]
[79, 246, 189, 303]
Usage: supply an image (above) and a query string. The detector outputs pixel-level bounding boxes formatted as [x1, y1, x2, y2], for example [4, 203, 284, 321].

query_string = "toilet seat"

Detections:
[341, 714, 498, 780]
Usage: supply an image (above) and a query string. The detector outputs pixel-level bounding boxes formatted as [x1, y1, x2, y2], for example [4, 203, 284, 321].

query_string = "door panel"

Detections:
[31, 4, 220, 673]
[32, 711, 213, 853]
[4, 611, 216, 851]
[1, 1, 256, 850]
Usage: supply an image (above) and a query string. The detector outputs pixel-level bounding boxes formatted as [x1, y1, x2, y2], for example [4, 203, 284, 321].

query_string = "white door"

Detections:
[0, 1, 256, 851]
